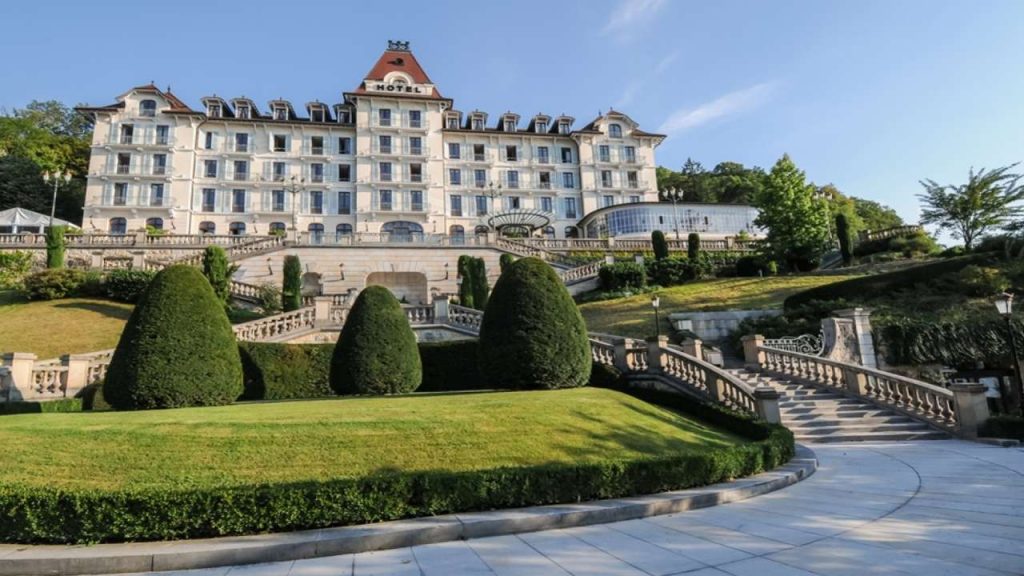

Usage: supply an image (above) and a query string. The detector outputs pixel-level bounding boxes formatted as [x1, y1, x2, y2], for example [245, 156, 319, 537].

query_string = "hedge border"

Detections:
[0, 386, 792, 544]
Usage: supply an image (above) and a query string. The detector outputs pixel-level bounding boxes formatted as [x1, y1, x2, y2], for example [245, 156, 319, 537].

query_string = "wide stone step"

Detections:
[779, 398, 863, 408]
[789, 421, 931, 435]
[779, 392, 846, 401]
[781, 405, 892, 417]
[795, 429, 950, 443]
[785, 415, 914, 428]
[783, 409, 902, 421]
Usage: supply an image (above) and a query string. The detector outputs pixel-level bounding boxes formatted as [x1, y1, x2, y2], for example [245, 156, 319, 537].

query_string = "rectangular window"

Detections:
[627, 171, 639, 188]
[309, 190, 323, 214]
[410, 190, 424, 212]
[116, 153, 131, 174]
[624, 146, 637, 163]
[505, 196, 521, 210]
[451, 194, 463, 217]
[409, 136, 423, 155]
[233, 160, 248, 181]
[559, 121, 570, 134]
[155, 125, 169, 145]
[272, 190, 285, 212]
[565, 197, 578, 219]
[204, 160, 217, 178]
[202, 188, 216, 212]
[311, 163, 324, 183]
[272, 161, 286, 181]
[150, 183, 164, 207]
[338, 137, 352, 154]
[232, 189, 246, 213]
[273, 134, 287, 153]
[204, 131, 214, 150]
[537, 121, 548, 133]
[598, 145, 611, 163]
[114, 183, 128, 206]
[152, 154, 167, 175]
[505, 145, 518, 161]
[539, 172, 552, 190]
[537, 146, 550, 164]
[448, 143, 461, 159]
[409, 110, 422, 128]
[379, 190, 393, 211]
[446, 117, 459, 129]
[337, 191, 351, 215]
[475, 195, 488, 216]
[474, 169, 486, 188]
[273, 106, 287, 121]
[378, 108, 391, 127]
[379, 135, 392, 154]
[540, 196, 553, 213]
[504, 118, 516, 132]
[337, 109, 352, 124]
[560, 147, 573, 163]
[630, 195, 641, 203]
[235, 133, 249, 153]
[601, 170, 613, 188]
[311, 136, 324, 155]
[472, 117, 484, 131]
[120, 124, 134, 145]
[410, 163, 423, 183]
[449, 168, 462, 186]
[562, 172, 576, 189]
[473, 144, 485, 161]
[236, 104, 250, 119]
[379, 162, 392, 182]
[506, 170, 519, 189]
[338, 164, 351, 182]
[311, 108, 325, 123]
[602, 195, 614, 208]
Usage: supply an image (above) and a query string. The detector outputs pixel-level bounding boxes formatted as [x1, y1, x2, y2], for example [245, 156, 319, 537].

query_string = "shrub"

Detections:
[499, 253, 516, 273]
[256, 283, 282, 313]
[330, 285, 421, 395]
[588, 362, 623, 388]
[44, 226, 65, 269]
[598, 262, 647, 291]
[687, 232, 700, 261]
[0, 251, 34, 290]
[417, 340, 487, 392]
[479, 257, 591, 389]
[735, 255, 769, 277]
[202, 245, 236, 306]
[282, 255, 302, 312]
[239, 342, 334, 400]
[0, 398, 82, 415]
[651, 230, 669, 260]
[104, 269, 156, 303]
[878, 316, 1023, 368]
[646, 256, 712, 287]
[79, 382, 110, 411]
[78, 270, 105, 297]
[457, 255, 475, 309]
[472, 257, 489, 310]
[979, 415, 1024, 440]
[103, 265, 243, 410]
[836, 214, 852, 265]
[23, 268, 84, 300]
[956, 265, 1010, 297]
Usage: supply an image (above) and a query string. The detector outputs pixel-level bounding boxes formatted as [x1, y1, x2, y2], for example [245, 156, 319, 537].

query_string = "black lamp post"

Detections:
[43, 170, 72, 228]
[995, 292, 1022, 414]
[651, 294, 661, 339]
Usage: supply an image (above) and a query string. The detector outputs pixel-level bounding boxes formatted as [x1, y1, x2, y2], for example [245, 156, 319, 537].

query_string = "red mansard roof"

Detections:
[354, 48, 445, 99]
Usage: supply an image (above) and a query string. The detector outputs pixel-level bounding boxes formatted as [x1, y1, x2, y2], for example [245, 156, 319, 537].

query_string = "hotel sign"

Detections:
[364, 81, 434, 96]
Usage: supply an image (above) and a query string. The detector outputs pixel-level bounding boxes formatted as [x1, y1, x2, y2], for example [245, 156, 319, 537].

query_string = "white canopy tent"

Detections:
[0, 208, 79, 233]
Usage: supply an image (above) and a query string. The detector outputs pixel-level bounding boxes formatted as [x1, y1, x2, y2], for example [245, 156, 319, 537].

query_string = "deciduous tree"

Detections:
[918, 164, 1024, 249]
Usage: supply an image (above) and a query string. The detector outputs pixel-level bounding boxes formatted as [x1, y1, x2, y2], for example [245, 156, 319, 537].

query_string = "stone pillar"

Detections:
[842, 366, 868, 396]
[1, 353, 37, 402]
[90, 250, 104, 269]
[754, 387, 782, 424]
[313, 296, 334, 327]
[607, 236, 616, 249]
[741, 334, 765, 370]
[681, 338, 703, 359]
[950, 383, 990, 439]
[645, 336, 668, 374]
[62, 354, 93, 397]
[604, 253, 615, 265]
[133, 230, 147, 246]
[704, 368, 723, 403]
[130, 250, 146, 270]
[433, 296, 450, 325]
[611, 337, 630, 372]
[634, 253, 644, 265]
[834, 308, 877, 368]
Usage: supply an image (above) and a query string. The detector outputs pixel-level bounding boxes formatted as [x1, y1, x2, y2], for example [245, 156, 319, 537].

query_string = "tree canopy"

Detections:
[656, 159, 766, 205]
[752, 155, 832, 271]
[918, 164, 1024, 249]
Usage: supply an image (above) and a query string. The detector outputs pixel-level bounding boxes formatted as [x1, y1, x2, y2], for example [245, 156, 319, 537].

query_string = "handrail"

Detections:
[232, 307, 316, 342]
[560, 260, 602, 284]
[756, 344, 957, 432]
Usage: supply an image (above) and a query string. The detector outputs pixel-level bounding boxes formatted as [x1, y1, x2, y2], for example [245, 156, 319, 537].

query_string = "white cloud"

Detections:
[653, 51, 679, 74]
[613, 81, 641, 109]
[657, 82, 777, 134]
[602, 0, 666, 35]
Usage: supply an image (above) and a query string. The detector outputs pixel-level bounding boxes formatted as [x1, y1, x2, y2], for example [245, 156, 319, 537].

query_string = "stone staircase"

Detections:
[728, 368, 949, 443]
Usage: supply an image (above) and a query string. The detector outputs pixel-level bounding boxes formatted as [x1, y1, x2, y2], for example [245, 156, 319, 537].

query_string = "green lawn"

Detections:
[0, 388, 741, 491]
[0, 291, 132, 359]
[580, 275, 856, 339]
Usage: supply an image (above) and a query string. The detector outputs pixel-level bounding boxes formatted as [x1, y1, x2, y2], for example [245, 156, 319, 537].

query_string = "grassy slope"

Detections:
[0, 291, 132, 359]
[0, 388, 741, 491]
[580, 275, 856, 339]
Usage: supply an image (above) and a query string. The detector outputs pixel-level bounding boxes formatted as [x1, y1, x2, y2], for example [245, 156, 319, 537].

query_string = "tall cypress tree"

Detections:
[457, 255, 475, 309]
[836, 213, 853, 266]
[687, 232, 701, 261]
[282, 255, 302, 311]
[44, 225, 65, 269]
[472, 257, 489, 310]
[651, 230, 669, 260]
[202, 245, 235, 306]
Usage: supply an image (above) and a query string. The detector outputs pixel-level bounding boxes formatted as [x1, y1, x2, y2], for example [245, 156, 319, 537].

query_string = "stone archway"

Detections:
[365, 271, 429, 305]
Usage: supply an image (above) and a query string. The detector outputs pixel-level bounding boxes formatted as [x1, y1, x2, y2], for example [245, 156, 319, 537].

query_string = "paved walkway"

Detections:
[125, 440, 1024, 576]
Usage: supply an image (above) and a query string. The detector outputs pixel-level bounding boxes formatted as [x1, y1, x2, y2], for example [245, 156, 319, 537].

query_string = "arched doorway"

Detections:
[308, 223, 324, 245]
[381, 221, 423, 243]
[365, 271, 429, 305]
[449, 224, 465, 245]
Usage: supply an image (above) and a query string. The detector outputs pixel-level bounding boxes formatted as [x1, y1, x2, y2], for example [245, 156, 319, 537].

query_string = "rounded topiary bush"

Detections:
[330, 285, 422, 395]
[478, 257, 591, 389]
[103, 265, 243, 410]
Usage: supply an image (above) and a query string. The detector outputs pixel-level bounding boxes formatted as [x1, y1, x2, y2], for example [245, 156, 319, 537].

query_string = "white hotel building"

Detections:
[75, 42, 678, 243]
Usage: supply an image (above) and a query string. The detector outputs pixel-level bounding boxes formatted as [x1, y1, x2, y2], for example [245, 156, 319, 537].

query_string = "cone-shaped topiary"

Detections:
[457, 255, 475, 309]
[651, 230, 668, 260]
[330, 285, 422, 395]
[478, 257, 591, 389]
[202, 245, 236, 306]
[499, 253, 516, 273]
[103, 265, 243, 410]
[472, 257, 489, 310]
[282, 255, 302, 311]
[45, 225, 65, 269]
[687, 232, 701, 261]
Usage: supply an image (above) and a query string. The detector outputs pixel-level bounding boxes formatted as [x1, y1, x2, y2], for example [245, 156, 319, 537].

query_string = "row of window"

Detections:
[115, 124, 171, 146]
[447, 168, 577, 190]
[105, 183, 168, 207]
[197, 159, 354, 183]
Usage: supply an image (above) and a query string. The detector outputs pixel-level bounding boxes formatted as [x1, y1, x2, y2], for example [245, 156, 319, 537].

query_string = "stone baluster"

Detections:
[645, 336, 668, 374]
[950, 383, 990, 439]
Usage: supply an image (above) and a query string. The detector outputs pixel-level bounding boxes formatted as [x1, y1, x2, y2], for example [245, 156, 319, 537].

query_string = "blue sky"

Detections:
[3, 0, 1023, 227]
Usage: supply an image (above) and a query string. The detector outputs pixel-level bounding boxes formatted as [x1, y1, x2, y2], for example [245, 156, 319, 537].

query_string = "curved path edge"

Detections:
[0, 446, 818, 576]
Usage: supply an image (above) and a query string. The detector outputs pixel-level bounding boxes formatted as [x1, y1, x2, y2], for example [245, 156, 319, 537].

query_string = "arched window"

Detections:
[269, 222, 286, 236]
[565, 226, 579, 239]
[308, 223, 324, 244]
[229, 222, 246, 235]
[145, 217, 163, 231]
[335, 223, 353, 241]
[449, 224, 465, 245]
[608, 123, 622, 138]
[140, 99, 157, 117]
[543, 226, 555, 239]
[199, 221, 216, 235]
[474, 225, 490, 237]
[381, 221, 423, 243]
[109, 217, 127, 235]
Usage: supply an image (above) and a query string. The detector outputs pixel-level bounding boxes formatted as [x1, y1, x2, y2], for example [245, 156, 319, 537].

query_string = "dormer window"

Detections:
[472, 117, 484, 131]
[446, 116, 459, 129]
[609, 124, 623, 138]
[559, 121, 571, 135]
[311, 107, 325, 123]
[236, 104, 250, 119]
[140, 99, 156, 117]
[336, 108, 352, 124]
[504, 118, 516, 132]
[273, 106, 287, 121]
[536, 120, 548, 133]
[208, 103, 222, 118]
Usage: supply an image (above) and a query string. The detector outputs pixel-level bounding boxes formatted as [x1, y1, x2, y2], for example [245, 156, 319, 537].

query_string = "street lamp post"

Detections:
[661, 187, 682, 240]
[995, 292, 1022, 414]
[286, 176, 305, 243]
[486, 181, 503, 233]
[651, 294, 661, 339]
[43, 170, 72, 228]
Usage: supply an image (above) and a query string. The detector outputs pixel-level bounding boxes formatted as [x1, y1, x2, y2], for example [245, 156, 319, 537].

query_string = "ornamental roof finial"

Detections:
[387, 40, 410, 51]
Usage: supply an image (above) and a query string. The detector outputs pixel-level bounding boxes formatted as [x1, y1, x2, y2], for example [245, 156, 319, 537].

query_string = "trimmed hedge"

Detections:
[239, 342, 334, 400]
[0, 398, 82, 415]
[23, 268, 85, 300]
[687, 232, 700, 261]
[783, 254, 993, 309]
[598, 262, 647, 290]
[0, 386, 793, 544]
[652, 230, 669, 260]
[417, 340, 485, 392]
[103, 265, 243, 410]
[45, 225, 65, 269]
[104, 269, 156, 303]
